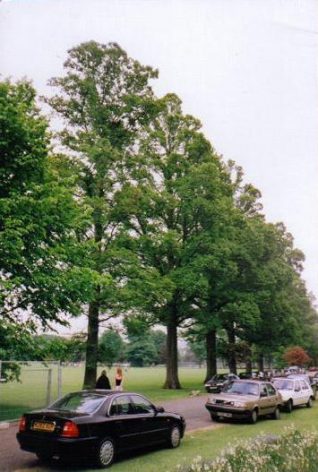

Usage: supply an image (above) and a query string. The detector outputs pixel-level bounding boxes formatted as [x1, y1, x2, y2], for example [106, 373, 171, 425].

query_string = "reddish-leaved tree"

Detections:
[283, 346, 311, 366]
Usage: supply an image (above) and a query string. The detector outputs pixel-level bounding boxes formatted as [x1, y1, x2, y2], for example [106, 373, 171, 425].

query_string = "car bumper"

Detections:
[17, 432, 97, 458]
[205, 403, 252, 420]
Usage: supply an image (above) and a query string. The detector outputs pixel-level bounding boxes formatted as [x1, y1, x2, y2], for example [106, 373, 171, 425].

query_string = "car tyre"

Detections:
[307, 397, 313, 408]
[210, 413, 220, 422]
[271, 407, 280, 420]
[96, 437, 115, 468]
[167, 424, 181, 448]
[249, 409, 258, 424]
[285, 399, 293, 413]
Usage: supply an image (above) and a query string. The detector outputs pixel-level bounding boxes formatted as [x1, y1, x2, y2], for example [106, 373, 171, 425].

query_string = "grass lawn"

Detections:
[0, 365, 207, 420]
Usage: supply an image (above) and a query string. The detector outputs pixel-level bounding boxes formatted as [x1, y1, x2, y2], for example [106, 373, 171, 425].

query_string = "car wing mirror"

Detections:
[260, 392, 267, 397]
[155, 406, 165, 413]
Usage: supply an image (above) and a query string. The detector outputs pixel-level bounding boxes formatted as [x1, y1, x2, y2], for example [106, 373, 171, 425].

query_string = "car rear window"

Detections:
[273, 379, 294, 390]
[49, 392, 106, 413]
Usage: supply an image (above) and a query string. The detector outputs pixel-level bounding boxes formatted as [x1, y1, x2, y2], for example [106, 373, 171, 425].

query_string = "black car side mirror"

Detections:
[156, 406, 165, 413]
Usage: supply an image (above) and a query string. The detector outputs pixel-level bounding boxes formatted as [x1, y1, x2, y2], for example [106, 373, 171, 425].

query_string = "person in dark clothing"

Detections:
[96, 370, 111, 389]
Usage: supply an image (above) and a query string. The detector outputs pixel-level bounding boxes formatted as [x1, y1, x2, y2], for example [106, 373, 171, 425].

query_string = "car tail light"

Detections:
[61, 421, 79, 438]
[19, 416, 26, 432]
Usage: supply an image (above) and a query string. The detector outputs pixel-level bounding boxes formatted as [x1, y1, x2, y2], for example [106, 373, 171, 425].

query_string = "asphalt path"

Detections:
[0, 394, 218, 472]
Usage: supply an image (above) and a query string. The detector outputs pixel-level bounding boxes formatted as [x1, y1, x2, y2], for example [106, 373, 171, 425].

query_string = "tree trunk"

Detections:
[83, 297, 100, 388]
[163, 306, 181, 389]
[245, 358, 252, 376]
[205, 329, 217, 382]
[258, 354, 264, 373]
[83, 200, 103, 389]
[227, 326, 237, 374]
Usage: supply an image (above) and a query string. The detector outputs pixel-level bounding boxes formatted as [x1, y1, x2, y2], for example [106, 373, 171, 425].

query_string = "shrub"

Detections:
[177, 427, 318, 472]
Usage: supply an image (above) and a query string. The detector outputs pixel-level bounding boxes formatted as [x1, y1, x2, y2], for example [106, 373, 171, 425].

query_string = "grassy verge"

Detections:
[107, 402, 318, 472]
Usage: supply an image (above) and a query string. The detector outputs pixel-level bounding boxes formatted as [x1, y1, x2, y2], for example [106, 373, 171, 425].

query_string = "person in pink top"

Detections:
[115, 367, 124, 391]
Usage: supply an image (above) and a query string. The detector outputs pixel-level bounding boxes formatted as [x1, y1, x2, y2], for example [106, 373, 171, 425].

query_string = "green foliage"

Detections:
[30, 334, 85, 363]
[124, 318, 167, 366]
[47, 41, 159, 387]
[126, 338, 158, 367]
[98, 329, 125, 368]
[1, 45, 317, 392]
[115, 92, 233, 387]
[0, 320, 37, 381]
[184, 336, 206, 365]
[151, 330, 167, 364]
[0, 79, 92, 331]
[0, 79, 47, 198]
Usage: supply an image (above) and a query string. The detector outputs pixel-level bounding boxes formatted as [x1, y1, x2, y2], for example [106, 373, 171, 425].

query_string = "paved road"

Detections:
[0, 394, 218, 471]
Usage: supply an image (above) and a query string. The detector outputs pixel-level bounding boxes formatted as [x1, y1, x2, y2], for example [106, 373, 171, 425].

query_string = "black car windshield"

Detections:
[49, 392, 106, 414]
[212, 374, 226, 381]
[273, 379, 294, 390]
[223, 381, 259, 396]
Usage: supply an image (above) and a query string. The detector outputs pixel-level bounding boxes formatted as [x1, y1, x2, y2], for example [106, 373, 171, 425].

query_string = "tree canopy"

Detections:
[1, 43, 317, 389]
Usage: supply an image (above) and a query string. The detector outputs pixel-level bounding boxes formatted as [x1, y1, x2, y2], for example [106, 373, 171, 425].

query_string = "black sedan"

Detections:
[204, 373, 239, 393]
[17, 390, 186, 468]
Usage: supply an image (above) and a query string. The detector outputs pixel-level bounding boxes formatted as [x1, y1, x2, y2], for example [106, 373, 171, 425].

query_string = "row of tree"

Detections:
[1, 41, 317, 389]
[2, 326, 166, 369]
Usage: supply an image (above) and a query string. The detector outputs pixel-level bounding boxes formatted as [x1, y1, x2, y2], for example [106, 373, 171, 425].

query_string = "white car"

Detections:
[272, 377, 313, 412]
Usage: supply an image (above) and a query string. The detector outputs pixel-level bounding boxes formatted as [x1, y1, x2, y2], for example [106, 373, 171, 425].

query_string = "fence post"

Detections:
[57, 361, 62, 399]
[46, 368, 52, 406]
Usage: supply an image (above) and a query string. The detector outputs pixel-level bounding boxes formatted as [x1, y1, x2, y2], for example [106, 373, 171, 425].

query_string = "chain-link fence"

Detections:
[0, 361, 62, 421]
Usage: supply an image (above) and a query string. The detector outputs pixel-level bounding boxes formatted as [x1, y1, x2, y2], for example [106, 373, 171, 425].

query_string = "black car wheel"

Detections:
[271, 407, 280, 420]
[96, 437, 115, 468]
[249, 409, 258, 424]
[285, 399, 293, 413]
[210, 413, 220, 422]
[307, 397, 313, 408]
[168, 425, 181, 448]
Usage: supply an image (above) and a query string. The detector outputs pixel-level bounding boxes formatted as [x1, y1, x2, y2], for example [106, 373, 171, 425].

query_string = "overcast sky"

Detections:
[1, 0, 317, 329]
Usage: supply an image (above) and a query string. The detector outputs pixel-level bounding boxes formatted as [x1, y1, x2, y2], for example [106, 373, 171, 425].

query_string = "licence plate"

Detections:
[31, 421, 55, 432]
[217, 412, 232, 418]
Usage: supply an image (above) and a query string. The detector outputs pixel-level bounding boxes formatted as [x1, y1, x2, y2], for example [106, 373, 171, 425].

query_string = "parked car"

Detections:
[308, 371, 318, 389]
[287, 374, 317, 399]
[272, 377, 313, 412]
[205, 379, 283, 424]
[17, 390, 186, 468]
[204, 373, 239, 393]
[285, 366, 301, 375]
[238, 372, 251, 379]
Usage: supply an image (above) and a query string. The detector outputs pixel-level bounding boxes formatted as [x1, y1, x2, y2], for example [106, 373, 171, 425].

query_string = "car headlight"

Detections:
[231, 401, 245, 408]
